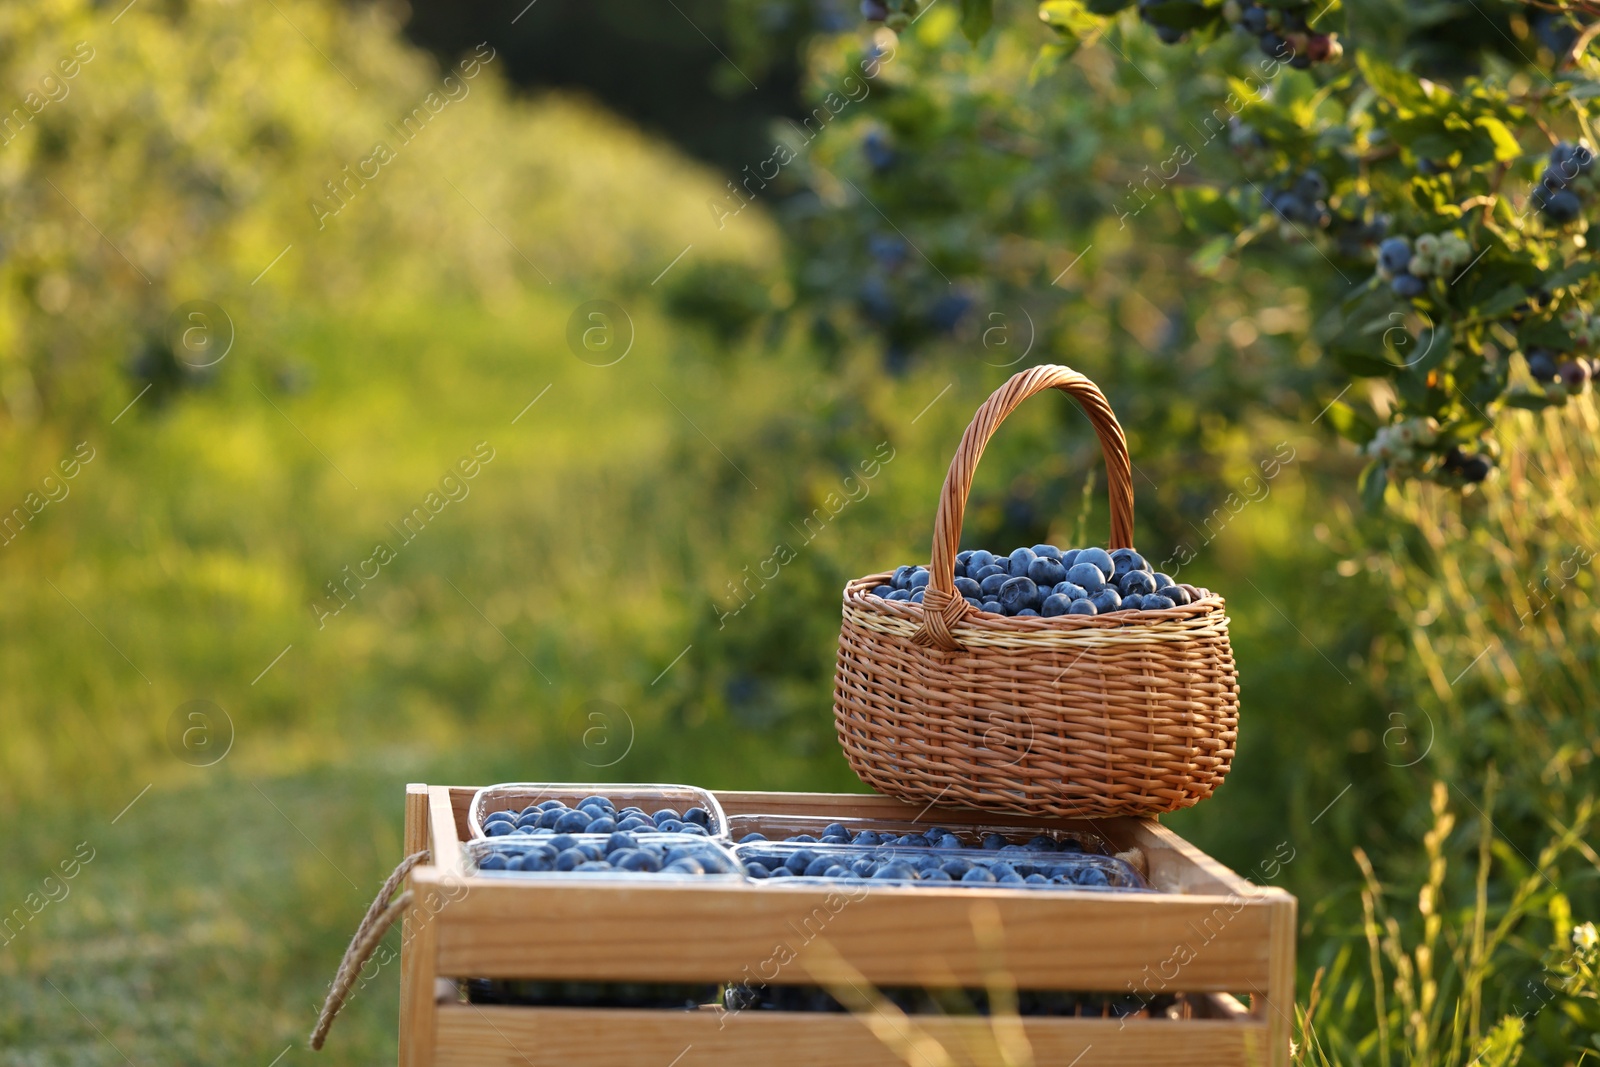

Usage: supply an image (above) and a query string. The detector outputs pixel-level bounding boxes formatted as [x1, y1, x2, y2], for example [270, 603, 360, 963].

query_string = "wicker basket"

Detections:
[832, 364, 1240, 819]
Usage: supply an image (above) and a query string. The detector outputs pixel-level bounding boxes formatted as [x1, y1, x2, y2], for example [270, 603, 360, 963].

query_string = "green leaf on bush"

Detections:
[1189, 234, 1234, 277]
[1474, 116, 1523, 162]
[1518, 318, 1570, 351]
[1542, 261, 1600, 293]
[1334, 345, 1403, 377]
[1360, 461, 1389, 512]
[961, 0, 994, 43]
[1037, 0, 1099, 45]
[1324, 402, 1377, 445]
[1029, 40, 1074, 79]
[1172, 186, 1239, 233]
[1358, 53, 1428, 110]
[1412, 323, 1452, 374]
[1475, 284, 1529, 319]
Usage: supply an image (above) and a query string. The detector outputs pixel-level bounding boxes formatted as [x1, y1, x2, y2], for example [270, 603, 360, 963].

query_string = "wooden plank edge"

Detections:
[432, 1002, 1270, 1067]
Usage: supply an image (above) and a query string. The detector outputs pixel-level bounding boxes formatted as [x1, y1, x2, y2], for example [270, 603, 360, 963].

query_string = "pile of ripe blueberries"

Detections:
[736, 823, 1138, 888]
[737, 824, 1099, 853]
[480, 797, 735, 876]
[868, 545, 1211, 618]
[476, 834, 737, 877]
[482, 797, 716, 838]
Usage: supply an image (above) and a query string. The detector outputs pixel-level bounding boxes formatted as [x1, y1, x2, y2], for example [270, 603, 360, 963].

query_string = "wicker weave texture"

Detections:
[831, 365, 1240, 818]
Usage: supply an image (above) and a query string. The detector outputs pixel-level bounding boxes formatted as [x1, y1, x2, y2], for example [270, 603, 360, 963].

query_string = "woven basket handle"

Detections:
[912, 365, 1134, 652]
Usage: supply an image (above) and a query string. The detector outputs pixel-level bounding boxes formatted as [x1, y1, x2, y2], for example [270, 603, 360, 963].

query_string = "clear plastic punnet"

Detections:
[464, 832, 744, 883]
[731, 840, 1147, 891]
[467, 783, 727, 840]
[725, 814, 1109, 856]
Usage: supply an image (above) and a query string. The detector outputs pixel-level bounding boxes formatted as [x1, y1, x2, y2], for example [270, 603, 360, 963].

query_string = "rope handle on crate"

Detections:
[913, 365, 1135, 652]
[309, 849, 430, 1051]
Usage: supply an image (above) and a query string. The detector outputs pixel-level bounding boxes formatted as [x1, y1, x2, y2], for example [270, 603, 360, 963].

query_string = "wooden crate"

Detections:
[397, 784, 1295, 1067]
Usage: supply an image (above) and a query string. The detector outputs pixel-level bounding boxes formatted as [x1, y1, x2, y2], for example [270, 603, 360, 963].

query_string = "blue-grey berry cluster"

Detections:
[483, 796, 716, 838]
[1531, 141, 1596, 225]
[868, 545, 1211, 617]
[737, 822, 1098, 854]
[477, 832, 738, 876]
[1218, 0, 1339, 66]
[1376, 232, 1474, 300]
[737, 841, 1137, 889]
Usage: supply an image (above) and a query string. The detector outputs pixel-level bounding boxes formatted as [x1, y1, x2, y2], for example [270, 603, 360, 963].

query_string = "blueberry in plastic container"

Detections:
[616, 850, 662, 872]
[785, 849, 819, 874]
[804, 856, 835, 877]
[874, 862, 918, 880]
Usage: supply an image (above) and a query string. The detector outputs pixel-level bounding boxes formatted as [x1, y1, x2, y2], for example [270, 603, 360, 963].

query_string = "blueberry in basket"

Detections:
[864, 548, 1213, 617]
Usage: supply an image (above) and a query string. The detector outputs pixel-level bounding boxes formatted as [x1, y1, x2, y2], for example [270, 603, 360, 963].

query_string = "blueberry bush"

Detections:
[728, 0, 1600, 503]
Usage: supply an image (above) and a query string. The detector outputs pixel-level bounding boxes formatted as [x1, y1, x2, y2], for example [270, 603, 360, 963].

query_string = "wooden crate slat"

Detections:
[431, 1003, 1272, 1067]
[416, 869, 1273, 991]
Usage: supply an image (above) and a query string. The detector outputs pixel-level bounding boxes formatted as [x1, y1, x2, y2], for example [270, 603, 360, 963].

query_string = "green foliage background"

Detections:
[0, 0, 1595, 1064]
